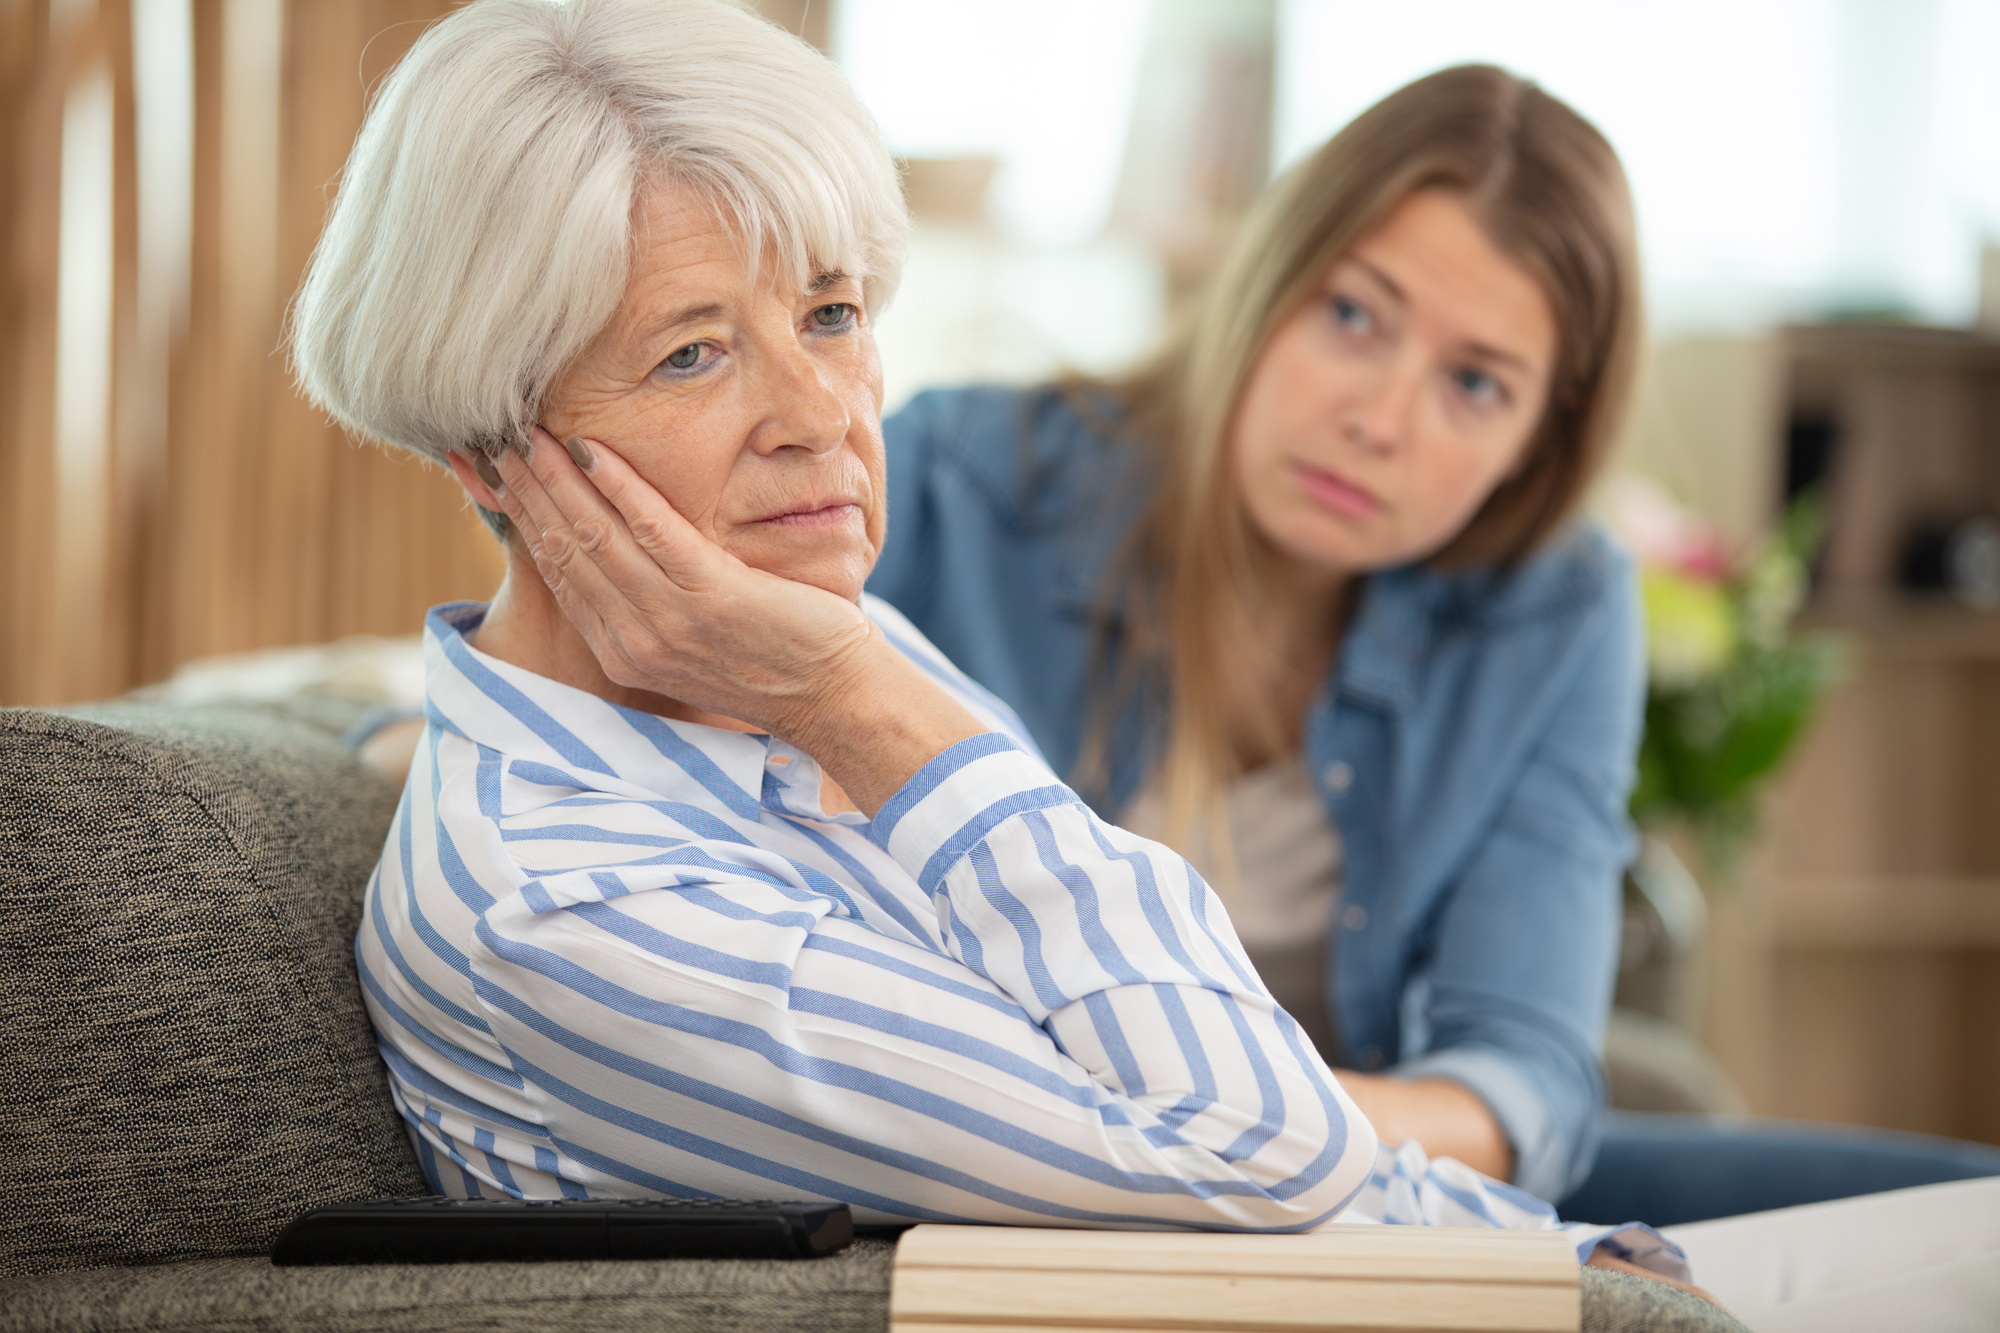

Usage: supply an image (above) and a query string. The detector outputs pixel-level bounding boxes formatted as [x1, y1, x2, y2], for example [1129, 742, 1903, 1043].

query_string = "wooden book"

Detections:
[889, 1223, 1579, 1333]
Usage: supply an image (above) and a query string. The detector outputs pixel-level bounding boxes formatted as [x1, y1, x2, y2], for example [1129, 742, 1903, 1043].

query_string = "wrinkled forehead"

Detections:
[591, 186, 859, 362]
[631, 171, 874, 313]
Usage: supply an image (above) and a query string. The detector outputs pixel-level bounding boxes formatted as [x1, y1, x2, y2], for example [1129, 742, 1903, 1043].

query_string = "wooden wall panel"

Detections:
[1764, 656, 1999, 878]
[1768, 952, 1964, 1138]
[5, 0, 506, 708]
[268, 0, 506, 655]
[1726, 328, 2000, 1145]
[5, 0, 858, 707]
[2, 0, 65, 706]
[159, 0, 262, 672]
[3, 0, 145, 705]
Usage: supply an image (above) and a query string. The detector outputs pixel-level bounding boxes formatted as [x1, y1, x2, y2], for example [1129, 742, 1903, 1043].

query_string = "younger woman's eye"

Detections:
[1329, 294, 1373, 334]
[1452, 365, 1505, 406]
[811, 302, 857, 329]
[664, 343, 703, 371]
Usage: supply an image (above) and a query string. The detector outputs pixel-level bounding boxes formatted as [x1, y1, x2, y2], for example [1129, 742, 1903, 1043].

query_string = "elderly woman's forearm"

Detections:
[836, 732, 1382, 1223]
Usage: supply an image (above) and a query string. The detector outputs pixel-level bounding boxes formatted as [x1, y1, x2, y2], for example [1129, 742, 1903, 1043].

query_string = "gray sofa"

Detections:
[0, 700, 1740, 1332]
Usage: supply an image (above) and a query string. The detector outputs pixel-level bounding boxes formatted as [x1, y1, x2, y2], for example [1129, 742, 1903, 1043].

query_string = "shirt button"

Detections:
[1321, 761, 1353, 795]
[1341, 904, 1369, 931]
[1362, 1045, 1385, 1070]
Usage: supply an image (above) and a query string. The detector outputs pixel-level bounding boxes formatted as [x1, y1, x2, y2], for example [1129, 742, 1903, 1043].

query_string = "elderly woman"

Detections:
[288, 0, 1688, 1279]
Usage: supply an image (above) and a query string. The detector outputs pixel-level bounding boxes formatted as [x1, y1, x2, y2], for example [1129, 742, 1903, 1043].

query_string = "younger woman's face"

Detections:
[1230, 188, 1557, 580]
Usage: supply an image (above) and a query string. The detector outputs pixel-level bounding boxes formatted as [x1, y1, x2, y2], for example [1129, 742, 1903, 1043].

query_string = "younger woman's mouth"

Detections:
[1290, 461, 1382, 519]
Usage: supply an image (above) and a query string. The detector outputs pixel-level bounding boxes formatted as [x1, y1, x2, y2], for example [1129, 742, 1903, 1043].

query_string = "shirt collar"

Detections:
[1333, 523, 1621, 715]
[422, 602, 862, 824]
[1335, 567, 1432, 714]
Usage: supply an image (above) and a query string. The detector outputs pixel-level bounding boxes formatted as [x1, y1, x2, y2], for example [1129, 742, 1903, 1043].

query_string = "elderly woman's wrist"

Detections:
[779, 646, 985, 816]
[750, 625, 884, 741]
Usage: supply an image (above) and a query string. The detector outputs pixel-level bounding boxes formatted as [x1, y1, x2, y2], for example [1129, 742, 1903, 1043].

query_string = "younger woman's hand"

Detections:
[486, 427, 983, 814]
[1586, 1250, 1726, 1311]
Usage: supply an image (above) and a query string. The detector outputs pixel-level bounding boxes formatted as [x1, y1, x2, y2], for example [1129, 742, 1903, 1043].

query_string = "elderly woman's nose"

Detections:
[749, 342, 851, 455]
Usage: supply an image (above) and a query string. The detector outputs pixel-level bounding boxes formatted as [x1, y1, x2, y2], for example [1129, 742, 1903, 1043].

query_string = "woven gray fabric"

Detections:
[0, 703, 424, 1278]
[1581, 1267, 1752, 1332]
[0, 1239, 898, 1333]
[0, 1244, 1744, 1333]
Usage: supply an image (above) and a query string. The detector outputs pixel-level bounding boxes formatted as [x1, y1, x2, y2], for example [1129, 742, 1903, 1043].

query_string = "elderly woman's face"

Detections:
[539, 190, 886, 601]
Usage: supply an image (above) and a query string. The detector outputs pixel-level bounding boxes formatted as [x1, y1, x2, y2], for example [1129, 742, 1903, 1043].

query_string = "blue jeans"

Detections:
[1558, 1112, 2000, 1227]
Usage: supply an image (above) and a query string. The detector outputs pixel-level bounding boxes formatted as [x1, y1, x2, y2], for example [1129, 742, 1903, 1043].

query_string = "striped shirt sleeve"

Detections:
[862, 734, 1379, 1225]
[449, 731, 1377, 1230]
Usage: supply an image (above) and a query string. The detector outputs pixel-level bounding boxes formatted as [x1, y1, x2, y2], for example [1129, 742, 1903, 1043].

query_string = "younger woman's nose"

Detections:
[1341, 345, 1429, 454]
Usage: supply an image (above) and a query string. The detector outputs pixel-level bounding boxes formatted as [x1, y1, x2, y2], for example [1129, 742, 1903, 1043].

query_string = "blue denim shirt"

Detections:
[868, 386, 1645, 1201]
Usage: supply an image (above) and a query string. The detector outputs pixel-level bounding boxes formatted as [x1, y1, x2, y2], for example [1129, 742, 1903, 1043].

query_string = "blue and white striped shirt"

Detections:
[357, 599, 1685, 1270]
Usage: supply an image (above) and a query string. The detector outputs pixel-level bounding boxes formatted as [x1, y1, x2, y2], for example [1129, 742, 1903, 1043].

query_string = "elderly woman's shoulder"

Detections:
[884, 382, 1140, 525]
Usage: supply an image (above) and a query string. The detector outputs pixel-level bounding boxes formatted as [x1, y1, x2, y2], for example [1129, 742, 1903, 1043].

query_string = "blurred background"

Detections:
[4, 0, 1998, 1151]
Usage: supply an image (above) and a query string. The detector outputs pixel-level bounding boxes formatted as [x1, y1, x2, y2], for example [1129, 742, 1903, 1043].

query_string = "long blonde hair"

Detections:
[1088, 65, 1642, 860]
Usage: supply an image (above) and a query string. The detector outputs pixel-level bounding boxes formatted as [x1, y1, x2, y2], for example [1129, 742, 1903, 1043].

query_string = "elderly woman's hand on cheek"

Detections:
[492, 425, 864, 730]
[488, 427, 982, 816]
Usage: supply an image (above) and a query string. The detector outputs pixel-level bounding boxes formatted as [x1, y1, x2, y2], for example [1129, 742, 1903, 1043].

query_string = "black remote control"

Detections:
[270, 1195, 854, 1265]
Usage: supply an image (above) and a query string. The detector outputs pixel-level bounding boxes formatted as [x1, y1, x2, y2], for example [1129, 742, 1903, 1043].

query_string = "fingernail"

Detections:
[565, 436, 595, 472]
[473, 453, 504, 491]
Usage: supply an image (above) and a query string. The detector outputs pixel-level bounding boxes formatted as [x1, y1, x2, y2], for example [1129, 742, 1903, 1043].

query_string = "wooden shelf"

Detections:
[1695, 323, 2000, 1145]
[1770, 874, 2000, 948]
[1785, 322, 2000, 374]
[1797, 592, 2000, 658]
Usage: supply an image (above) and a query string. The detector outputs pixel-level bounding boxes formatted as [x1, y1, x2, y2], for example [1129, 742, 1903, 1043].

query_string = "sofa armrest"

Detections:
[0, 1241, 1748, 1333]
[0, 702, 425, 1278]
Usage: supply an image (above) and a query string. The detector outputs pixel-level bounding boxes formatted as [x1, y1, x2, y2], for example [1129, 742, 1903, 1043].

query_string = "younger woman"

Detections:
[870, 65, 1642, 1202]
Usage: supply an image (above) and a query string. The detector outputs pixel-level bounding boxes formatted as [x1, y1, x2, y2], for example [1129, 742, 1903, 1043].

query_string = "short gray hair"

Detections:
[289, 0, 906, 535]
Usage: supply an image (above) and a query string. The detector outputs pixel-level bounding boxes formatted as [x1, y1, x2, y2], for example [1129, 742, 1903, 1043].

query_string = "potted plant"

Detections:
[1595, 477, 1844, 1111]
[1607, 475, 1845, 876]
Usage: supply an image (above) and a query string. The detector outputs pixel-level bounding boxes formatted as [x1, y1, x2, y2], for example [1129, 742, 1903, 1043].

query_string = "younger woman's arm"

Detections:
[1393, 559, 1645, 1201]
[1335, 1072, 1512, 1179]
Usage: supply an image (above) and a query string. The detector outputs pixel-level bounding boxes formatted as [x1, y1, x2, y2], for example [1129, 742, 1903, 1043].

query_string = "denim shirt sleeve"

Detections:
[1388, 558, 1644, 1201]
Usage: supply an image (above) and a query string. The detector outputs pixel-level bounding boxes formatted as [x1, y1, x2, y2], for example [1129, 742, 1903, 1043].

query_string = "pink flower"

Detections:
[1603, 474, 1733, 584]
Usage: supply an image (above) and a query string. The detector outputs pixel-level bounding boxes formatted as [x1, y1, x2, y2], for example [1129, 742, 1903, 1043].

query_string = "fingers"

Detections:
[485, 426, 739, 703]
[566, 435, 731, 592]
[492, 427, 616, 567]
[487, 443, 626, 648]
[473, 423, 894, 740]
[491, 429, 666, 611]
[500, 427, 728, 597]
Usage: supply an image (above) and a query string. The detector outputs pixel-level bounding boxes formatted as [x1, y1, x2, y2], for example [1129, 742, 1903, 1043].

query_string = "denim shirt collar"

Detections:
[1336, 566, 1433, 714]
[1334, 527, 1614, 716]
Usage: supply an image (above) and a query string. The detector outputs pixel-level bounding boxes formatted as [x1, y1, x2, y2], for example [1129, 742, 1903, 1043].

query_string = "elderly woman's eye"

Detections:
[811, 303, 856, 329]
[665, 343, 702, 370]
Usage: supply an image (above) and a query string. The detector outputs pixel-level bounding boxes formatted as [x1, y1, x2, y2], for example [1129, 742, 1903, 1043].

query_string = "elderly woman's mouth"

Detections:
[757, 500, 864, 529]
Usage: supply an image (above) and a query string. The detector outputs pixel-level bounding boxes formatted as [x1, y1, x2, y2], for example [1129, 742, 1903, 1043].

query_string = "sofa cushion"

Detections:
[0, 703, 424, 1278]
[0, 1240, 899, 1333]
[0, 1241, 1746, 1333]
